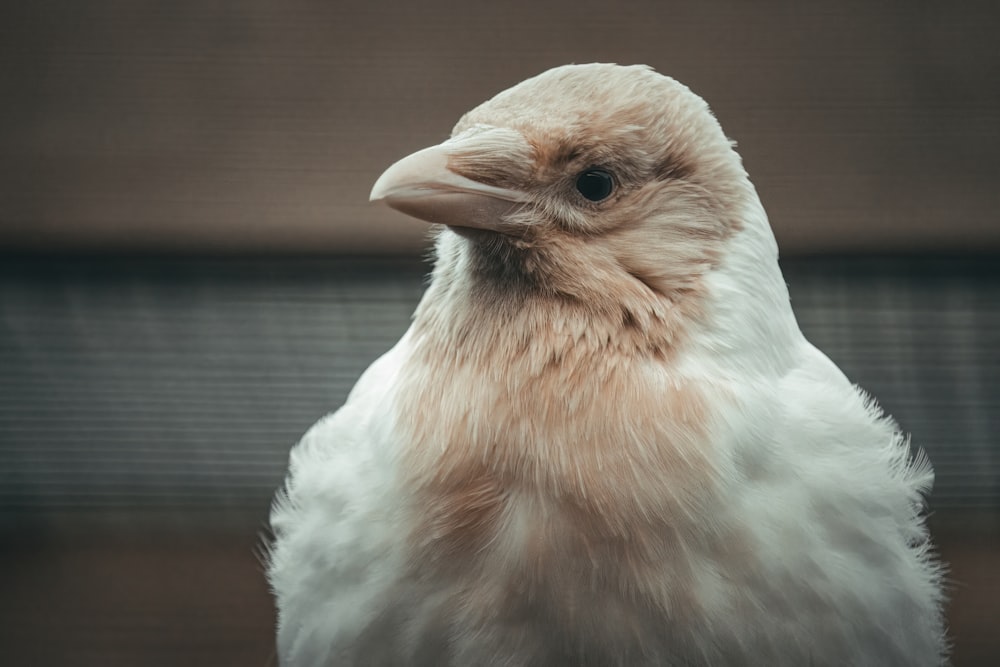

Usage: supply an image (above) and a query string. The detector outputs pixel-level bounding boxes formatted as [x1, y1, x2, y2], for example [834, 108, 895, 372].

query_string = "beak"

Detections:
[369, 127, 532, 232]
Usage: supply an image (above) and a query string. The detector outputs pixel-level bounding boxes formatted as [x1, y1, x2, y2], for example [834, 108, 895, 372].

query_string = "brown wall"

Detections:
[1, 0, 998, 255]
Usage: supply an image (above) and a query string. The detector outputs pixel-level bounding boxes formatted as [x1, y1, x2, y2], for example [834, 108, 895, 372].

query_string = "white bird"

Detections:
[268, 63, 946, 666]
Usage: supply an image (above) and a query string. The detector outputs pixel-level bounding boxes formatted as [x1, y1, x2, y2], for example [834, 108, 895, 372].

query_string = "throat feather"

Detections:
[397, 295, 718, 562]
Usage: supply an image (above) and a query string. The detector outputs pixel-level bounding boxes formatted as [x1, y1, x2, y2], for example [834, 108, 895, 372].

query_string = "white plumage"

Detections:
[268, 64, 946, 666]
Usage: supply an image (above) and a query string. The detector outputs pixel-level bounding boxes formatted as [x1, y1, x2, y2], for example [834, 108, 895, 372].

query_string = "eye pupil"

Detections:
[575, 169, 615, 202]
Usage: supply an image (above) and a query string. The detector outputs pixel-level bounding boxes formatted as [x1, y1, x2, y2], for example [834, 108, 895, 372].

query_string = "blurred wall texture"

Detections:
[0, 1, 998, 666]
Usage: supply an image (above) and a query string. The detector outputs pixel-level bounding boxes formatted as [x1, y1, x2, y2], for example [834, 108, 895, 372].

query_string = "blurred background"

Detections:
[0, 1, 997, 665]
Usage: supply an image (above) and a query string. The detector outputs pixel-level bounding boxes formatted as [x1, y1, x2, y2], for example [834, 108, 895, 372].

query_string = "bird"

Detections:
[267, 63, 946, 666]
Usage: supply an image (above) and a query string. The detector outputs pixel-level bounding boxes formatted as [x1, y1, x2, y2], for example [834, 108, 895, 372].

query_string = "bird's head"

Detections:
[372, 64, 790, 359]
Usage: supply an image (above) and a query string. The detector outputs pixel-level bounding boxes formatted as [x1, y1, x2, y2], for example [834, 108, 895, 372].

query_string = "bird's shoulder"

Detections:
[267, 334, 417, 663]
[272, 330, 413, 522]
[773, 340, 909, 455]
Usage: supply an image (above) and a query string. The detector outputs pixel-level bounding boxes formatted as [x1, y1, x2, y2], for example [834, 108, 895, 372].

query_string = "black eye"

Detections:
[575, 169, 615, 202]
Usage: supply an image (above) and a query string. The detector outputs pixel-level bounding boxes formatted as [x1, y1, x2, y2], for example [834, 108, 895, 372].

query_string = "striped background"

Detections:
[1, 255, 996, 522]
